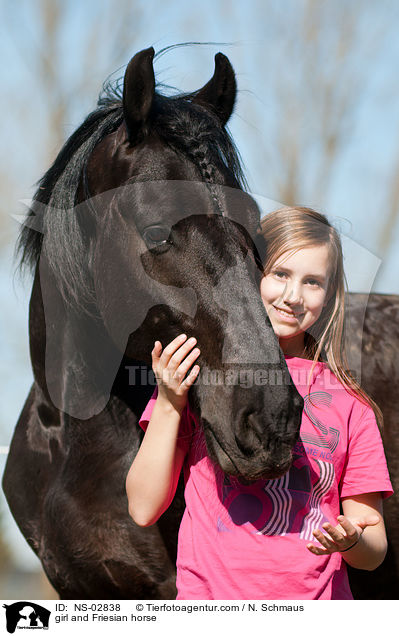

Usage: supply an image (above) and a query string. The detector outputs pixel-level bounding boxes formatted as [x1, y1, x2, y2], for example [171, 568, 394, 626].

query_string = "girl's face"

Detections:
[260, 244, 331, 356]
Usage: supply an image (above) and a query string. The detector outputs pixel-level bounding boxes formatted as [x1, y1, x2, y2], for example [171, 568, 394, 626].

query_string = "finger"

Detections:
[312, 529, 336, 551]
[306, 542, 329, 556]
[151, 341, 163, 378]
[355, 515, 380, 530]
[151, 340, 162, 360]
[168, 337, 199, 371]
[321, 523, 347, 547]
[182, 365, 200, 387]
[336, 516, 360, 542]
[173, 348, 201, 381]
[159, 334, 188, 367]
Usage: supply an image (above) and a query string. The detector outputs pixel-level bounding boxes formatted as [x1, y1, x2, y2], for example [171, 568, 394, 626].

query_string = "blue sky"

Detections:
[1, 0, 399, 570]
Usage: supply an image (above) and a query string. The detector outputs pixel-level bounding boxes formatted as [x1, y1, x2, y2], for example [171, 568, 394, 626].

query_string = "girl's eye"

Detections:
[273, 270, 287, 279]
[306, 279, 320, 287]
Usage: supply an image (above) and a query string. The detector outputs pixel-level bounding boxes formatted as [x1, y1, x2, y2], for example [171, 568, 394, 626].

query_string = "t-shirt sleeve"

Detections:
[339, 402, 393, 499]
[138, 386, 195, 455]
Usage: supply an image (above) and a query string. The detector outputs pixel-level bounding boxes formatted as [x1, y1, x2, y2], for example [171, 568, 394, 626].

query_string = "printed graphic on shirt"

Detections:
[217, 453, 334, 540]
[301, 391, 340, 451]
[299, 459, 335, 540]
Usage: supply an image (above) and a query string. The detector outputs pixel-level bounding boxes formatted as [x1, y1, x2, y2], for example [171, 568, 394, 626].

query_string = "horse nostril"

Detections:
[234, 411, 262, 458]
[234, 434, 255, 457]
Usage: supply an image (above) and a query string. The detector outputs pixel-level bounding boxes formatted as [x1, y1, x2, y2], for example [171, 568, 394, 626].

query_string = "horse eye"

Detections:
[142, 225, 171, 247]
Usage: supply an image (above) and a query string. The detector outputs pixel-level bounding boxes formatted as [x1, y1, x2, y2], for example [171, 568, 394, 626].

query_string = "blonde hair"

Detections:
[260, 206, 383, 428]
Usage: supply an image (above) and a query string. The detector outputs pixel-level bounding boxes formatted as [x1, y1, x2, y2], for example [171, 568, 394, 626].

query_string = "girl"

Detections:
[125, 206, 393, 600]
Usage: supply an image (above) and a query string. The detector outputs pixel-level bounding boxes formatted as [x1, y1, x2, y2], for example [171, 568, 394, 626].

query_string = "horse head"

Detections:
[26, 47, 303, 481]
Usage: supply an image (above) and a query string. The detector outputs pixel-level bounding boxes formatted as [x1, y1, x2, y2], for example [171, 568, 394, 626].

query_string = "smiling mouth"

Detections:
[273, 305, 303, 319]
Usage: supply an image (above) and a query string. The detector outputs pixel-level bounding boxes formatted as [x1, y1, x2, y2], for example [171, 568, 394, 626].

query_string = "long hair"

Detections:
[260, 206, 383, 428]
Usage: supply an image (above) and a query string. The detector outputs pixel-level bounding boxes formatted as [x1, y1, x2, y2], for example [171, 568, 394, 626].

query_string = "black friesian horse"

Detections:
[344, 294, 399, 599]
[3, 47, 303, 599]
[2, 47, 398, 600]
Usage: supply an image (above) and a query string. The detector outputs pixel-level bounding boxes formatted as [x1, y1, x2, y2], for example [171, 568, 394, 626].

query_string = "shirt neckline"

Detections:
[284, 354, 327, 368]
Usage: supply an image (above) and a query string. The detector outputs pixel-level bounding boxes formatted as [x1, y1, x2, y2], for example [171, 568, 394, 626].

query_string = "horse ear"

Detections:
[123, 47, 155, 144]
[192, 52, 236, 126]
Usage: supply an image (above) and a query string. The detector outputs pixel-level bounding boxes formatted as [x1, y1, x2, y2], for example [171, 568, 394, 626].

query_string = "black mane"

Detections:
[15, 47, 248, 290]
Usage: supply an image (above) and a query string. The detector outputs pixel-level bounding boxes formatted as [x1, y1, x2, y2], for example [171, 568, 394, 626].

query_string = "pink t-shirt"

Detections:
[138, 356, 393, 600]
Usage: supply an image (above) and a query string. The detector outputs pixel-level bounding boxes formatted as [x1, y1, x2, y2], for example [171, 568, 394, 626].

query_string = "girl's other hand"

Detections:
[306, 514, 380, 556]
[151, 334, 200, 414]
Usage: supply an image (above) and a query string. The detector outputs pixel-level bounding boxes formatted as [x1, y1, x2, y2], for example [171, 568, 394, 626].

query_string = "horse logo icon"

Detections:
[2, 602, 50, 633]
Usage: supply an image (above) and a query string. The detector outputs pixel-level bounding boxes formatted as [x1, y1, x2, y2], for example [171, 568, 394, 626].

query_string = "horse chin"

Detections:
[238, 457, 293, 482]
[204, 425, 293, 482]
[227, 458, 293, 483]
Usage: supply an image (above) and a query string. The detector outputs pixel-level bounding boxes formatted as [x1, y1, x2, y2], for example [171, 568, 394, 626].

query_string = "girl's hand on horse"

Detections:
[151, 334, 200, 414]
[306, 514, 380, 556]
